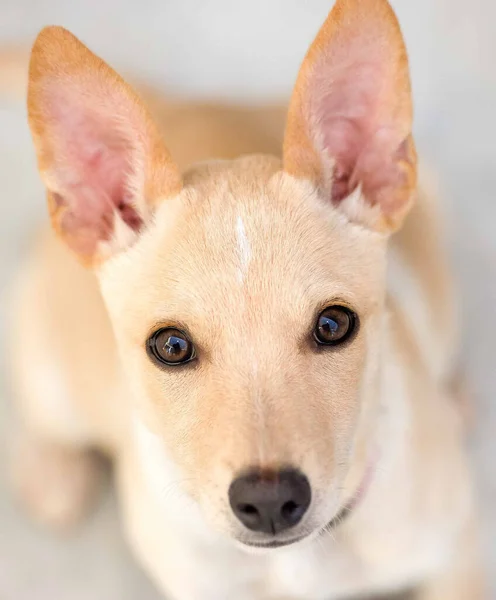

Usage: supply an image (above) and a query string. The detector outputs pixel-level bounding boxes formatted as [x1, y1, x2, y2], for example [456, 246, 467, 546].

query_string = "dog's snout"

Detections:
[229, 468, 311, 534]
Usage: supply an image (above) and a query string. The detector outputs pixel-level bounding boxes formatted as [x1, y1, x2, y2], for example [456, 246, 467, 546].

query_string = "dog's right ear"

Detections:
[28, 26, 182, 266]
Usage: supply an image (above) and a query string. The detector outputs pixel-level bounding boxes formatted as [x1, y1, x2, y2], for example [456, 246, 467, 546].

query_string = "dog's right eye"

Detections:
[147, 328, 196, 367]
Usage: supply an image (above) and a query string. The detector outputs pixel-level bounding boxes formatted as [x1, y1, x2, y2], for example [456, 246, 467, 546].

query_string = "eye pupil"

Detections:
[148, 328, 195, 366]
[314, 306, 356, 346]
[164, 336, 186, 356]
[319, 317, 339, 337]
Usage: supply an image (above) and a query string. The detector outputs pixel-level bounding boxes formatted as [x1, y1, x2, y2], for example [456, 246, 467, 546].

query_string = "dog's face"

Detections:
[27, 0, 416, 548]
[99, 157, 388, 544]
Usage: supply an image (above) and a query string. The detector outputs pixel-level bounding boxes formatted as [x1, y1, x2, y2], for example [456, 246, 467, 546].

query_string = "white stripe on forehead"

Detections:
[234, 218, 268, 461]
[235, 215, 251, 283]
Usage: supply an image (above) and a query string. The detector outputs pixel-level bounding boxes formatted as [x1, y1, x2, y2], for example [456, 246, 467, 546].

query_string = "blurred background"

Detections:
[0, 0, 494, 598]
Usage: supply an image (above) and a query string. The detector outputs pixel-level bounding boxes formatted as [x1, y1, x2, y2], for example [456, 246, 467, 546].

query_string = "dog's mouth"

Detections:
[238, 502, 354, 550]
[237, 459, 376, 551]
[241, 535, 307, 549]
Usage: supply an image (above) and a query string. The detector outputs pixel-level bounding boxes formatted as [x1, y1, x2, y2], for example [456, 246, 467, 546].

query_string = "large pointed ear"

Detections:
[28, 26, 182, 266]
[283, 0, 417, 232]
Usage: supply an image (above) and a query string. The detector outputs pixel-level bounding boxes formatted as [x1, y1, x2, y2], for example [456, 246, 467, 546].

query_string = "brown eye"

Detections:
[314, 306, 357, 346]
[147, 328, 195, 366]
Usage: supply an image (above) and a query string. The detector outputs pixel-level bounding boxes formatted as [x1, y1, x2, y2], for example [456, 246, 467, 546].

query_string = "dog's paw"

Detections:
[9, 436, 106, 531]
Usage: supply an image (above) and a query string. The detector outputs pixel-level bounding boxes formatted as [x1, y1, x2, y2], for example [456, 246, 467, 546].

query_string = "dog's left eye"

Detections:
[147, 328, 196, 366]
[313, 306, 357, 346]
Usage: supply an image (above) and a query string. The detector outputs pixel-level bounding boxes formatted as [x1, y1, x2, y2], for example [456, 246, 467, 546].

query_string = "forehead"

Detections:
[102, 157, 385, 333]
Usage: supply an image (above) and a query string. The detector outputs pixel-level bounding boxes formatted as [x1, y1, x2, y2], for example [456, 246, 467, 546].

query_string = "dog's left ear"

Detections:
[283, 0, 417, 232]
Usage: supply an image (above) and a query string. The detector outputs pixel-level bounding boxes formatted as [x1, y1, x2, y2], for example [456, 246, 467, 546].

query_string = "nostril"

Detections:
[239, 503, 258, 516]
[281, 500, 302, 522]
[236, 502, 261, 527]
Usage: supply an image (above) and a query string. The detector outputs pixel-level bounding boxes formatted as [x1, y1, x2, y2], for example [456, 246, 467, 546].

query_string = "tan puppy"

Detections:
[5, 0, 485, 598]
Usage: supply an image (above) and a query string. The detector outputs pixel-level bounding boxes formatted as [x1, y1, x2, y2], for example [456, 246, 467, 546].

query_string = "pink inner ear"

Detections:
[308, 44, 407, 207]
[47, 86, 143, 255]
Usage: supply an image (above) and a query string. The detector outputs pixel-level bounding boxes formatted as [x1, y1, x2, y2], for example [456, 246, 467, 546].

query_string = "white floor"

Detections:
[0, 0, 495, 598]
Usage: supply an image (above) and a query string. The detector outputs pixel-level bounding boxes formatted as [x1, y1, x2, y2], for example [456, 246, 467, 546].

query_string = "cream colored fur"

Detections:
[2, 1, 486, 598]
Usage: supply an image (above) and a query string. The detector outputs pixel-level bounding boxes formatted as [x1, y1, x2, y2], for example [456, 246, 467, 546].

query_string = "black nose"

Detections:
[229, 468, 311, 534]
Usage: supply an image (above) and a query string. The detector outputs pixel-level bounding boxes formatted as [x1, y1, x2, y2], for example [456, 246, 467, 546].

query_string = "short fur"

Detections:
[3, 0, 485, 598]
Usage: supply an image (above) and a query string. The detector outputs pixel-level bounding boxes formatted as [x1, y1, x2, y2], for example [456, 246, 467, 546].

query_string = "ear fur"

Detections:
[283, 0, 417, 232]
[28, 26, 182, 265]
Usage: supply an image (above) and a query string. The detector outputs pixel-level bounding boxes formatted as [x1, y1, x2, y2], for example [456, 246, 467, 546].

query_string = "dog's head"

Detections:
[27, 0, 416, 549]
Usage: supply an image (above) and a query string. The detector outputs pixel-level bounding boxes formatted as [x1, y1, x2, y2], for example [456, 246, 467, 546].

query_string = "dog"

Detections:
[3, 0, 486, 598]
